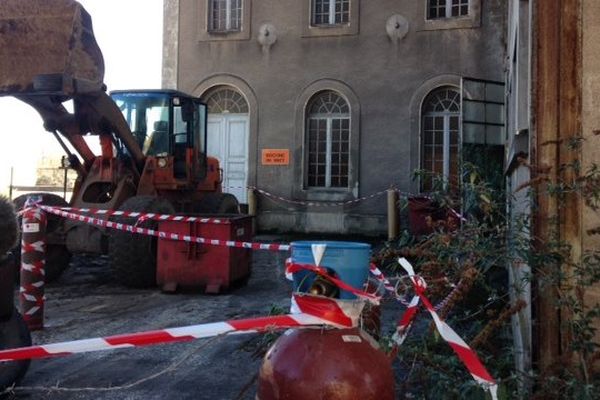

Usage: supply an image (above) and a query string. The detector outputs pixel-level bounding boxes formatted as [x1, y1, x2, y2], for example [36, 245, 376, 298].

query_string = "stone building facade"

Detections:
[162, 0, 506, 234]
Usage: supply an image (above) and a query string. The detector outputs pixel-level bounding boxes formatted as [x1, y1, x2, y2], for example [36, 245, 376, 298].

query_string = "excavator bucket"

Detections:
[0, 0, 104, 96]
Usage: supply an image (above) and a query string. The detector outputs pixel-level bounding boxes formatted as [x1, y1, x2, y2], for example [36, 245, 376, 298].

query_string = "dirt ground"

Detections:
[5, 235, 403, 400]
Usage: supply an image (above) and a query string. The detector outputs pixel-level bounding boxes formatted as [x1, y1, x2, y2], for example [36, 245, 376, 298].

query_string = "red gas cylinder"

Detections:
[257, 327, 395, 400]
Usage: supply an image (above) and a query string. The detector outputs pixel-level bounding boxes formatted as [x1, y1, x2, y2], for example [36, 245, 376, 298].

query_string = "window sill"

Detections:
[208, 29, 242, 35]
[299, 188, 355, 203]
[419, 16, 480, 31]
[199, 30, 250, 41]
[302, 24, 358, 38]
[310, 23, 350, 29]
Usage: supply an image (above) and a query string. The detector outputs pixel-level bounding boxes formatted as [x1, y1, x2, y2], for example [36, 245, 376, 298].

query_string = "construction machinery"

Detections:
[0, 0, 239, 287]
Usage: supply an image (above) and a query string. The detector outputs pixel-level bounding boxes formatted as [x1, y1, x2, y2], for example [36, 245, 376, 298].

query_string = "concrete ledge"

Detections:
[257, 210, 386, 236]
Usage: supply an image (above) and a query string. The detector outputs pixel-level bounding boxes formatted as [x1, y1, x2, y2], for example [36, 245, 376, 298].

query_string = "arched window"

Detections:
[205, 87, 248, 114]
[306, 91, 350, 188]
[421, 87, 460, 191]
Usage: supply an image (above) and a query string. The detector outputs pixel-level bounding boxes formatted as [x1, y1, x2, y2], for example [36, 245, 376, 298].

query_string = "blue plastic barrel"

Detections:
[290, 241, 371, 299]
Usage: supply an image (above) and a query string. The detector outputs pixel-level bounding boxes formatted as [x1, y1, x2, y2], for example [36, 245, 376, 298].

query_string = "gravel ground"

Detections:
[3, 235, 404, 400]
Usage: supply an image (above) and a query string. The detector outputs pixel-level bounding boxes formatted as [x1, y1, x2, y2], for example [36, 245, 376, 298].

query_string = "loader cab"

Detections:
[110, 90, 208, 185]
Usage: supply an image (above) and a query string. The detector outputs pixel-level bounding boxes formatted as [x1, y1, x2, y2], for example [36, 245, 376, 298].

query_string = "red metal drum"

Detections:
[257, 327, 395, 400]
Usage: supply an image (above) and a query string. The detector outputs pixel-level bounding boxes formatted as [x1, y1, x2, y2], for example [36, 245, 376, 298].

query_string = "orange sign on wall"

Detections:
[261, 149, 290, 165]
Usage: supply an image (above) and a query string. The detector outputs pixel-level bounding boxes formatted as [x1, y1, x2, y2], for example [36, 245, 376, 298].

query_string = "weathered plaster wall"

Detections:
[168, 0, 506, 234]
[162, 0, 179, 89]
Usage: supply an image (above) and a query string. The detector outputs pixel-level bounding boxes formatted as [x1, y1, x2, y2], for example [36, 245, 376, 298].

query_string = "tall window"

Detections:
[210, 0, 242, 32]
[428, 0, 469, 20]
[421, 87, 460, 191]
[307, 91, 350, 188]
[312, 0, 350, 26]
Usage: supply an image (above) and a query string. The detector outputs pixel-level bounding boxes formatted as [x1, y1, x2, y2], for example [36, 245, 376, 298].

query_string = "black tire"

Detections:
[108, 196, 175, 288]
[196, 193, 240, 214]
[12, 193, 72, 283]
[0, 310, 31, 391]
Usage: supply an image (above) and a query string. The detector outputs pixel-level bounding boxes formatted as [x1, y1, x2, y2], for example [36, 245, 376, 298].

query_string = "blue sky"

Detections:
[0, 0, 163, 193]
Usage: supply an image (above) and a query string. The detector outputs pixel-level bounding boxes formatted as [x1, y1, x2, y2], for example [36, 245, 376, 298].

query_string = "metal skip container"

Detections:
[156, 215, 253, 293]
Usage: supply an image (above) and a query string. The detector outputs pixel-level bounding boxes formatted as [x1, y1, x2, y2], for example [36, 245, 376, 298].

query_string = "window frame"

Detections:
[427, 0, 470, 20]
[311, 0, 350, 26]
[418, 0, 481, 31]
[302, 0, 359, 38]
[306, 95, 351, 188]
[420, 87, 461, 191]
[293, 81, 360, 202]
[209, 0, 242, 33]
[198, 0, 251, 42]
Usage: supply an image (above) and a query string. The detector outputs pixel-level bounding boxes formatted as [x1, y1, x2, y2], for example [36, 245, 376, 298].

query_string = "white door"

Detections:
[207, 114, 249, 203]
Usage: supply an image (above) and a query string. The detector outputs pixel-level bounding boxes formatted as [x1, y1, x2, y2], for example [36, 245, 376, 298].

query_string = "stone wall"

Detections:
[164, 0, 507, 234]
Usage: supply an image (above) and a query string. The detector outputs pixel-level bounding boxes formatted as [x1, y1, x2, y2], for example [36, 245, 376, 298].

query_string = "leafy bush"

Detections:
[375, 146, 600, 399]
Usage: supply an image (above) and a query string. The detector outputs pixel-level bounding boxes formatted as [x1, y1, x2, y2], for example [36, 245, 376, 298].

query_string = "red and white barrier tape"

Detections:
[368, 263, 414, 307]
[393, 258, 498, 400]
[282, 255, 497, 398]
[286, 260, 381, 305]
[52, 207, 233, 226]
[39, 205, 290, 252]
[22, 204, 492, 394]
[368, 263, 396, 294]
[0, 294, 362, 363]
[369, 262, 463, 311]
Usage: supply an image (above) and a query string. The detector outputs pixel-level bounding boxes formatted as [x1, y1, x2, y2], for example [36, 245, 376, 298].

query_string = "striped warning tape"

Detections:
[40, 204, 463, 312]
[368, 263, 411, 306]
[393, 258, 498, 400]
[52, 207, 233, 226]
[285, 260, 381, 305]
[34, 187, 464, 226]
[39, 205, 291, 252]
[369, 263, 461, 311]
[0, 294, 362, 363]
[280, 256, 497, 399]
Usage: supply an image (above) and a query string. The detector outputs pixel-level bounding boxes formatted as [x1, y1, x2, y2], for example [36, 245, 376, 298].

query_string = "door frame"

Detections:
[207, 113, 250, 203]
[194, 78, 258, 192]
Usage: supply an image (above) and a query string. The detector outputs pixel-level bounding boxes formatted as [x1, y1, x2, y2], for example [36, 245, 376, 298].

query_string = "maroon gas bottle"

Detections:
[257, 327, 395, 400]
